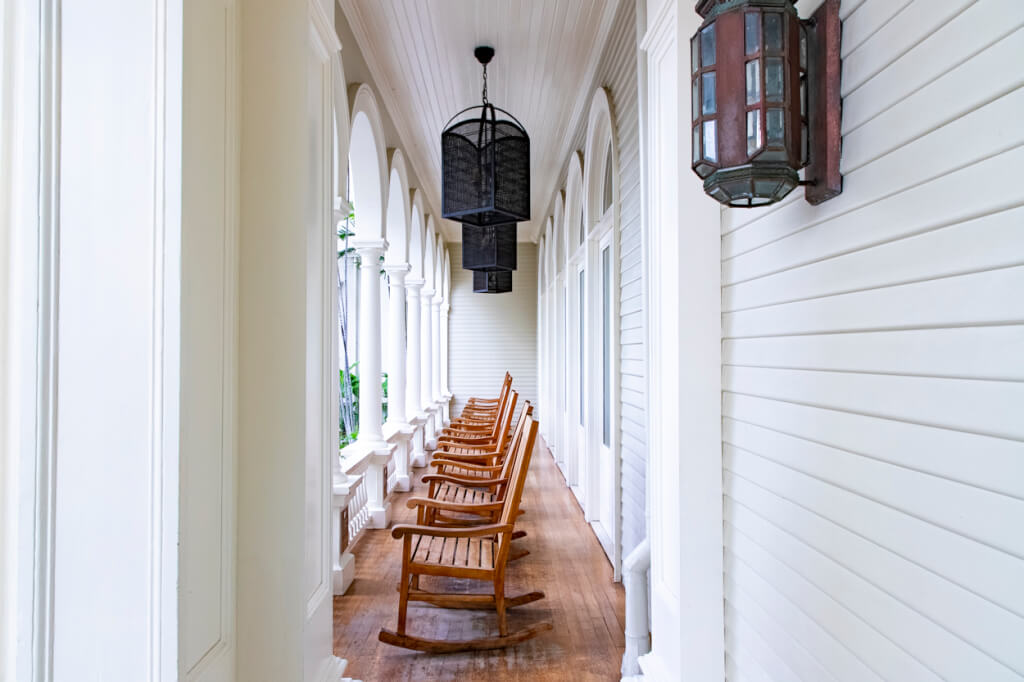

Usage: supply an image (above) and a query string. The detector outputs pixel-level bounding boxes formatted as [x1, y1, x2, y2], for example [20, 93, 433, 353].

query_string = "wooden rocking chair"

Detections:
[414, 403, 533, 527]
[460, 372, 512, 415]
[434, 391, 518, 466]
[443, 381, 513, 434]
[453, 374, 512, 423]
[378, 415, 551, 653]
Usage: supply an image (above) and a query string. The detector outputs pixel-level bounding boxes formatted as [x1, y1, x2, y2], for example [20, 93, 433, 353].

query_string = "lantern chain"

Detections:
[481, 62, 489, 104]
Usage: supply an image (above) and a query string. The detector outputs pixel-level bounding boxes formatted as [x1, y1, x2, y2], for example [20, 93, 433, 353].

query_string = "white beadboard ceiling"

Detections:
[339, 0, 622, 242]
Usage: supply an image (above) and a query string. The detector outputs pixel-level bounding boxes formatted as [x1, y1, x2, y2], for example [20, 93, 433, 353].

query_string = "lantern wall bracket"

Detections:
[803, 0, 842, 205]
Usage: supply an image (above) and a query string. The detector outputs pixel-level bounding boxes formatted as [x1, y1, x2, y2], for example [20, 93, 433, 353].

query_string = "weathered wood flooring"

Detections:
[333, 437, 626, 681]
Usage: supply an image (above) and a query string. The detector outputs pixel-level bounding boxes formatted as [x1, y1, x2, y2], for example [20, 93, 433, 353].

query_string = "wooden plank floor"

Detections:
[333, 437, 626, 681]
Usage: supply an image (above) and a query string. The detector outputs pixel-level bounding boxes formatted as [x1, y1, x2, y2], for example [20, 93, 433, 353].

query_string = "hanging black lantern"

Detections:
[473, 269, 512, 294]
[442, 46, 530, 227]
[690, 0, 842, 207]
[462, 223, 517, 272]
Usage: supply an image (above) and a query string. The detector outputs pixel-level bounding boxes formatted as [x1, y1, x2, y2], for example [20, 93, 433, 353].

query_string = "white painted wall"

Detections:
[448, 244, 538, 416]
[180, 2, 238, 680]
[54, 1, 183, 679]
[721, 0, 1024, 679]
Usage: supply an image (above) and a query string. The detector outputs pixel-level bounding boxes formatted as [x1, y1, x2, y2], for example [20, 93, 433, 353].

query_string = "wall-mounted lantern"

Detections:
[472, 269, 513, 294]
[690, 0, 842, 207]
[442, 46, 530, 226]
[462, 223, 517, 272]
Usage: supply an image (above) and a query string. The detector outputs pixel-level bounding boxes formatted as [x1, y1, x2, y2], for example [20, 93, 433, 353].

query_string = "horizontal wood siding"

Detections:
[721, 0, 1024, 679]
[449, 244, 538, 417]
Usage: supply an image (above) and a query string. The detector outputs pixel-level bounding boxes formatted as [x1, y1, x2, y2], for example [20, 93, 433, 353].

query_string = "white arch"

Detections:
[553, 191, 565, 274]
[409, 190, 426, 279]
[332, 54, 351, 203]
[442, 249, 451, 302]
[424, 217, 437, 290]
[432, 233, 444, 295]
[348, 83, 389, 240]
[385, 149, 411, 264]
[582, 87, 618, 240]
[565, 151, 585, 252]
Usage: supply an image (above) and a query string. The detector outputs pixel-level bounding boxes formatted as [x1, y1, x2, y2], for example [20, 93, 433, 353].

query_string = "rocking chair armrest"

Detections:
[404, 496, 505, 513]
[430, 459, 503, 473]
[392, 522, 514, 539]
[428, 448, 499, 458]
[437, 435, 495, 445]
[421, 473, 508, 488]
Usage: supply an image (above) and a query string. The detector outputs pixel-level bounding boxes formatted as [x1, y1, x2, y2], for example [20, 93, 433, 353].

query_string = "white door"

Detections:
[595, 235, 617, 558]
[574, 262, 588, 506]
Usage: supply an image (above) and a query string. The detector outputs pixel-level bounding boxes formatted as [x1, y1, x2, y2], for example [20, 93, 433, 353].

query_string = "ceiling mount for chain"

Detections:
[474, 46, 494, 104]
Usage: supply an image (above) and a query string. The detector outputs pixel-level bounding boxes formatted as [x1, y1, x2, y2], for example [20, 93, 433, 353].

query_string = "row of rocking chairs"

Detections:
[378, 373, 554, 653]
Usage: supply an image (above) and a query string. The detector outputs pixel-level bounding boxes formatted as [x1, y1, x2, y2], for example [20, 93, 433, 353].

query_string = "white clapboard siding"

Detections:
[721, 1, 1024, 679]
[448, 244, 538, 417]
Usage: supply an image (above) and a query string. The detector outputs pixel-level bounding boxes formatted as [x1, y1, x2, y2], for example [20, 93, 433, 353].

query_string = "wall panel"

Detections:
[721, 1, 1024, 679]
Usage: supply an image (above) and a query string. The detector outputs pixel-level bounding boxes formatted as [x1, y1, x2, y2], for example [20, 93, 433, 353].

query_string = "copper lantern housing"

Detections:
[691, 0, 842, 207]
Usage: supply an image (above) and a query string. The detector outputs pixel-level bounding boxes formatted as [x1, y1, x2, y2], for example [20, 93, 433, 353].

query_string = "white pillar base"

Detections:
[368, 502, 392, 529]
[333, 551, 355, 596]
[409, 415, 427, 467]
[364, 445, 395, 529]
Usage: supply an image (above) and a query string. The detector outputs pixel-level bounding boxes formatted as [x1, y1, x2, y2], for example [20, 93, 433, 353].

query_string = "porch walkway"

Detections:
[333, 437, 625, 680]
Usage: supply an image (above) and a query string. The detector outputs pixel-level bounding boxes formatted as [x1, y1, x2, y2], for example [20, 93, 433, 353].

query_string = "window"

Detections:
[579, 207, 585, 246]
[562, 288, 567, 411]
[602, 142, 614, 215]
[579, 269, 585, 426]
[602, 246, 611, 447]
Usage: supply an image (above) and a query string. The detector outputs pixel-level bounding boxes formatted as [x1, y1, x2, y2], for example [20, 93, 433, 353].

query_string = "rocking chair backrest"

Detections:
[495, 402, 532, 498]
[491, 390, 518, 446]
[498, 415, 539, 534]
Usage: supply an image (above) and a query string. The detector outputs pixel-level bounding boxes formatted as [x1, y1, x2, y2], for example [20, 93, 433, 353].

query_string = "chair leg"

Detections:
[397, 561, 409, 630]
[494, 570, 507, 637]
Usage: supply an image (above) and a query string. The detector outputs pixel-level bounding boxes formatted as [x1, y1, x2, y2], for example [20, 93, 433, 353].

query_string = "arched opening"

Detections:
[580, 86, 620, 574]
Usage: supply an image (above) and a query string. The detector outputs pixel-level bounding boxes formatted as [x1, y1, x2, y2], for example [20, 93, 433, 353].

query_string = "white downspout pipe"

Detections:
[621, 538, 652, 679]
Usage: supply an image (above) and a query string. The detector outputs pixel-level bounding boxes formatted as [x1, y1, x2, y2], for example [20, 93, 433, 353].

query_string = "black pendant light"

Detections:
[442, 46, 530, 227]
[472, 269, 512, 294]
[462, 222, 517, 272]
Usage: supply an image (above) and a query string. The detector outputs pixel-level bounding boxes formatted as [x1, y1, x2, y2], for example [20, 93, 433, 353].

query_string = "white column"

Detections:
[354, 241, 386, 444]
[440, 302, 451, 425]
[405, 277, 427, 467]
[383, 264, 412, 491]
[421, 285, 436, 445]
[431, 295, 442, 406]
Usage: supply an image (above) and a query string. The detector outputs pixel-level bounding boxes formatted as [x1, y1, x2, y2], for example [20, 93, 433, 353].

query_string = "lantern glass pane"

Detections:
[701, 24, 716, 67]
[692, 78, 700, 121]
[745, 13, 760, 55]
[800, 78, 807, 115]
[702, 72, 717, 115]
[747, 110, 762, 155]
[767, 108, 785, 144]
[745, 60, 761, 105]
[703, 120, 718, 162]
[802, 121, 809, 165]
[693, 125, 701, 163]
[764, 13, 783, 52]
[765, 58, 784, 102]
[691, 36, 699, 74]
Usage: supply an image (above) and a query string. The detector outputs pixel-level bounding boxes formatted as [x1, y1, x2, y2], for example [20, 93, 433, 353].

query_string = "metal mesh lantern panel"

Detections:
[462, 223, 517, 271]
[472, 269, 513, 294]
[442, 106, 530, 227]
